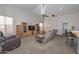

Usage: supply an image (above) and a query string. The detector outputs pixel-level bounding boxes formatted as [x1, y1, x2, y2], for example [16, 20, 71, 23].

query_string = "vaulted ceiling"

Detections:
[8, 4, 38, 11]
[33, 4, 79, 16]
[5, 4, 79, 17]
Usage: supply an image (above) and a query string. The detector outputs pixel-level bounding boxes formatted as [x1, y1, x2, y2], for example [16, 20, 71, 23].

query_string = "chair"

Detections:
[65, 31, 77, 47]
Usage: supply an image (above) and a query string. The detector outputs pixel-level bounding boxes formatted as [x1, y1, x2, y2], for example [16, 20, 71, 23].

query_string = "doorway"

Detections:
[62, 23, 68, 34]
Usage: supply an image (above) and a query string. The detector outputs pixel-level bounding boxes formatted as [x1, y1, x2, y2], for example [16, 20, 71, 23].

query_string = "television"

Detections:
[28, 25, 35, 31]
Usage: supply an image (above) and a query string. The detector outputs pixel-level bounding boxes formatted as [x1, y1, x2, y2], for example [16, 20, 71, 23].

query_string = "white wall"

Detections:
[44, 12, 79, 35]
[1, 5, 79, 35]
[0, 5, 42, 34]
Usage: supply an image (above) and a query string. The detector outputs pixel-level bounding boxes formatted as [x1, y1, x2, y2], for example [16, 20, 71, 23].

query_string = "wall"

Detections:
[1, 5, 79, 35]
[0, 5, 42, 34]
[44, 12, 79, 35]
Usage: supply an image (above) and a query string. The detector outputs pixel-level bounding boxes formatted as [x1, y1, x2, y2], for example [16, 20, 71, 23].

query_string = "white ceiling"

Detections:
[33, 4, 79, 16]
[46, 4, 79, 16]
[6, 4, 79, 16]
[7, 4, 38, 11]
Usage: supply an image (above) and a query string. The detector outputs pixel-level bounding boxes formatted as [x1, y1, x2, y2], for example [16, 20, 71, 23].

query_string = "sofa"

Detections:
[44, 29, 57, 43]
[0, 31, 21, 52]
[35, 29, 57, 44]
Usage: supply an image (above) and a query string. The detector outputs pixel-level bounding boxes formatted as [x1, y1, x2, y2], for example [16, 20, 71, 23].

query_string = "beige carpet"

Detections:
[7, 35, 77, 54]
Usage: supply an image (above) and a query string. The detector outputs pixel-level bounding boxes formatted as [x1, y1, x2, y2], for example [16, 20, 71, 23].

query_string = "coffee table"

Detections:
[35, 34, 45, 47]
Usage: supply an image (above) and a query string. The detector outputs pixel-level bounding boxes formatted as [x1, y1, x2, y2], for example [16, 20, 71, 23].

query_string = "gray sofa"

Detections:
[0, 31, 21, 52]
[44, 29, 57, 43]
[35, 29, 57, 44]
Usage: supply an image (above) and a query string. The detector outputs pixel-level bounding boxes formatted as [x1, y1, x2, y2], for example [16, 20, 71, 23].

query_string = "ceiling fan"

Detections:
[40, 4, 55, 18]
[40, 4, 49, 18]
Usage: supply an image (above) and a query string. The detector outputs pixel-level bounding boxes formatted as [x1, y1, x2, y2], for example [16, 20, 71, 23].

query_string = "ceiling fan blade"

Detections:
[42, 14, 49, 17]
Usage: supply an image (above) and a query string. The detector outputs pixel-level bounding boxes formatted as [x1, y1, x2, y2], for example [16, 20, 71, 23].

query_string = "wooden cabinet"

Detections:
[21, 22, 27, 37]
[16, 25, 22, 37]
[16, 22, 36, 37]
[21, 22, 27, 32]
[22, 31, 32, 37]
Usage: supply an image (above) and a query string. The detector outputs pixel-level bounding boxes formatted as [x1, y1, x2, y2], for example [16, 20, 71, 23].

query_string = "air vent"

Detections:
[52, 14, 55, 17]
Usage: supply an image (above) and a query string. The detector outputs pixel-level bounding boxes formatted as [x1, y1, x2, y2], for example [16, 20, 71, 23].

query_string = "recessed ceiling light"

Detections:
[59, 8, 63, 10]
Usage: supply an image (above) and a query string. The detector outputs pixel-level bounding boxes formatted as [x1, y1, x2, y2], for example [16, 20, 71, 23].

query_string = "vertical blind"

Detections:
[0, 15, 13, 33]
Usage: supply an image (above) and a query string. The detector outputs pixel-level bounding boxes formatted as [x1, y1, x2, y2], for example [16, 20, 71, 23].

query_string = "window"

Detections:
[6, 17, 13, 33]
[0, 15, 13, 33]
[0, 16, 5, 33]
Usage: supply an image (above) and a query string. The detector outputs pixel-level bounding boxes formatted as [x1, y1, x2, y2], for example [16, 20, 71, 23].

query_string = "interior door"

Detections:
[62, 23, 68, 34]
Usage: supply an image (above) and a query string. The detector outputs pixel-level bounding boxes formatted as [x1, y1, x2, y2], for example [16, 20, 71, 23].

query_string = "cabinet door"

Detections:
[22, 22, 27, 32]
